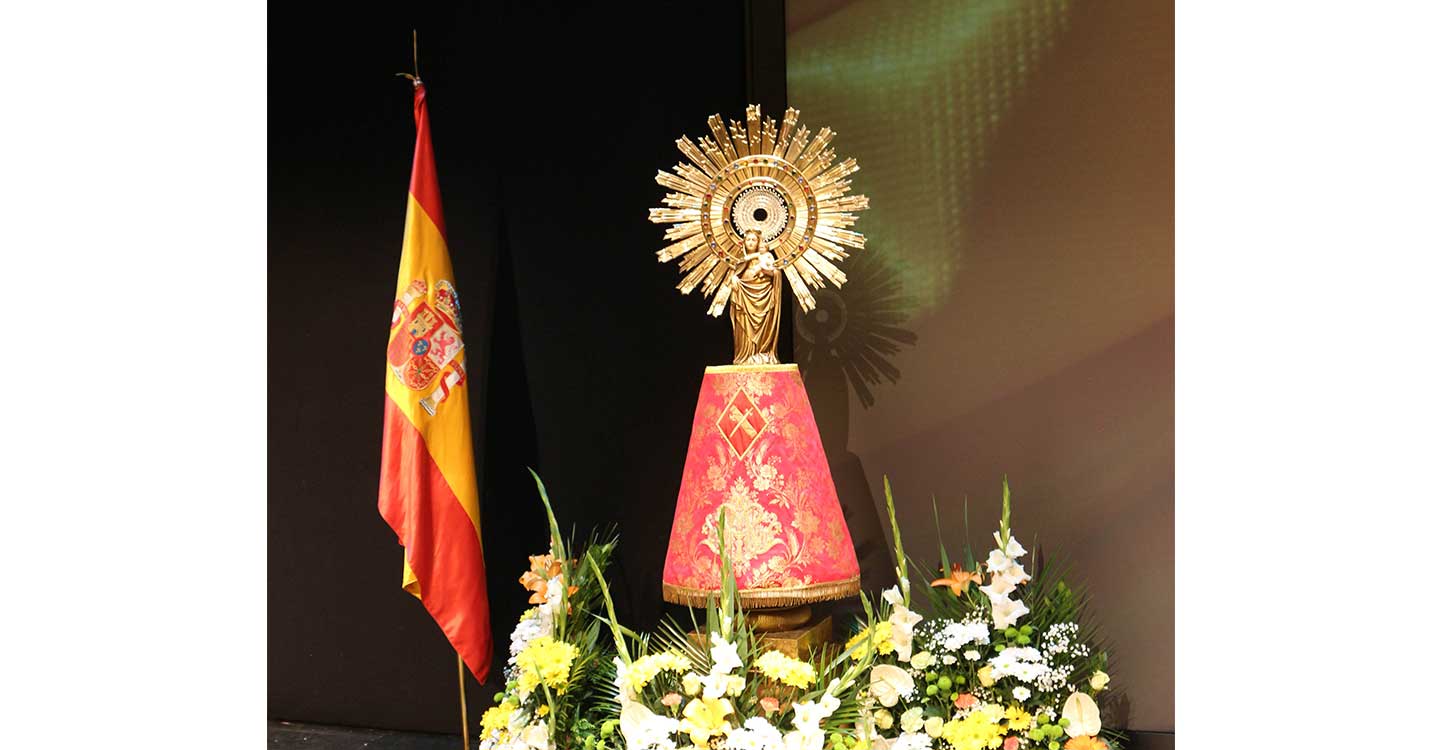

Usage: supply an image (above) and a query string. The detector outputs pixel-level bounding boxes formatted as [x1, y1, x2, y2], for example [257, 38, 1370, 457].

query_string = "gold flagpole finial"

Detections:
[395, 29, 421, 87]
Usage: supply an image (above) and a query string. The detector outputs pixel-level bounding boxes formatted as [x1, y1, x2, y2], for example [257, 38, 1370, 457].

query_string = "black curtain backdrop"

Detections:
[269, 1, 776, 735]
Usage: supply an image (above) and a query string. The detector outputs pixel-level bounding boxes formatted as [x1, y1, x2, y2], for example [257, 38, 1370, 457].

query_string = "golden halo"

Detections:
[647, 104, 869, 314]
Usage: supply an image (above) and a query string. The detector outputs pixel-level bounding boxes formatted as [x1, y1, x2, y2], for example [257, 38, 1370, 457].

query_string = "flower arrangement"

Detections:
[851, 478, 1121, 750]
[478, 471, 620, 750]
[594, 511, 882, 750]
[477, 472, 1121, 750]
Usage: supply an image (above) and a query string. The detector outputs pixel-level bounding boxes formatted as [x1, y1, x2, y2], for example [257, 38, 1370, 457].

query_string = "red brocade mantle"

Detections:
[662, 364, 860, 608]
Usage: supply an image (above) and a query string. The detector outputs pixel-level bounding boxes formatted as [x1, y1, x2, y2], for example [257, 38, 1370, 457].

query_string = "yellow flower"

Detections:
[514, 635, 579, 693]
[845, 622, 895, 659]
[1090, 671, 1110, 691]
[680, 697, 733, 745]
[755, 650, 818, 689]
[627, 650, 695, 692]
[978, 665, 996, 687]
[536, 704, 550, 718]
[480, 703, 515, 736]
[1004, 706, 1034, 732]
[939, 705, 1007, 750]
[681, 672, 702, 696]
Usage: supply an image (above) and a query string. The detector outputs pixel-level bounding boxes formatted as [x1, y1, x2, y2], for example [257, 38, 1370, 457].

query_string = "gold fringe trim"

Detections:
[662, 575, 860, 609]
[703, 363, 799, 375]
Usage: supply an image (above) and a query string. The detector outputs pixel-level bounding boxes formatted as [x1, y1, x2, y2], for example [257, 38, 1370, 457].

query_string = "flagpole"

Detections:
[457, 654, 470, 749]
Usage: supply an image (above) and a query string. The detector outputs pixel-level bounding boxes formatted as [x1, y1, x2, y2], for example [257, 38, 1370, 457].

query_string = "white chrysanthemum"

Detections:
[989, 647, 1050, 683]
[725, 716, 784, 750]
[891, 733, 933, 750]
[934, 619, 991, 652]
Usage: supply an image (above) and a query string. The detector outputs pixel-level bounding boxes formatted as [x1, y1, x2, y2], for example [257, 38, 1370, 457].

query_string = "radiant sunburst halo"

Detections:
[647, 104, 870, 316]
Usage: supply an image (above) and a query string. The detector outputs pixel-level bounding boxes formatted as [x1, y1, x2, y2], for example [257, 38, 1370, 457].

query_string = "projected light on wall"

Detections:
[788, 0, 1073, 316]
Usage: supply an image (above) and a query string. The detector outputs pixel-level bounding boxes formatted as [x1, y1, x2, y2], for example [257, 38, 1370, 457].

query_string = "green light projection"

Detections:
[788, 0, 1073, 316]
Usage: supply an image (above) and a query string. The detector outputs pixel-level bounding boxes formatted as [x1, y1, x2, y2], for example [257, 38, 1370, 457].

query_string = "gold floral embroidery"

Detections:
[700, 479, 784, 564]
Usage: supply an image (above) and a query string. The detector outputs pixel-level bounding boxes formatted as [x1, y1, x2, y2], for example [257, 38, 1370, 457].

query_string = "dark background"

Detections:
[269, 0, 792, 735]
[269, 1, 1172, 746]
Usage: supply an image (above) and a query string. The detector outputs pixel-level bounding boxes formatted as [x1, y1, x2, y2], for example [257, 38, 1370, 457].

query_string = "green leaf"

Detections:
[999, 474, 1012, 549]
[883, 475, 909, 604]
[931, 494, 950, 574]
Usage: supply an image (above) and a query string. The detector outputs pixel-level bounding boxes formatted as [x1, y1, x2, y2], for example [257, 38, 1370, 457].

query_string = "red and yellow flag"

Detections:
[378, 81, 492, 682]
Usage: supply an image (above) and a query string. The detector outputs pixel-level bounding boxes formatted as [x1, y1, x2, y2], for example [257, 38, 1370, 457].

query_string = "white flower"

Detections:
[614, 657, 636, 703]
[988, 595, 1030, 630]
[934, 619, 991, 652]
[891, 734, 933, 750]
[508, 615, 547, 665]
[700, 672, 733, 700]
[792, 692, 841, 731]
[869, 664, 914, 708]
[620, 702, 680, 750]
[941, 654, 957, 665]
[993, 531, 1026, 559]
[726, 716, 785, 750]
[682, 672, 702, 696]
[1061, 692, 1102, 738]
[899, 707, 925, 733]
[979, 578, 1016, 599]
[517, 723, 552, 750]
[985, 548, 1014, 574]
[782, 728, 824, 750]
[543, 575, 566, 617]
[1090, 670, 1110, 691]
[989, 647, 1049, 683]
[873, 709, 894, 730]
[923, 716, 944, 737]
[910, 651, 935, 670]
[1012, 686, 1032, 701]
[886, 598, 924, 662]
[991, 561, 1031, 590]
[709, 631, 743, 675]
[963, 650, 981, 662]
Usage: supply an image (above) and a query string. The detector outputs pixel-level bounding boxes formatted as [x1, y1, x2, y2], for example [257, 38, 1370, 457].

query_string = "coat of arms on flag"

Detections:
[388, 278, 466, 415]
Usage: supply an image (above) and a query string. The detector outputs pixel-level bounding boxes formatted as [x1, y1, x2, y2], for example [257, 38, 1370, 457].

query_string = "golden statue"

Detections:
[729, 230, 782, 364]
[648, 105, 869, 364]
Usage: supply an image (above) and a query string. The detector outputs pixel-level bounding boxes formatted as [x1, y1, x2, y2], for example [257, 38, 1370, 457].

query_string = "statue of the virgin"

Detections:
[727, 229, 782, 365]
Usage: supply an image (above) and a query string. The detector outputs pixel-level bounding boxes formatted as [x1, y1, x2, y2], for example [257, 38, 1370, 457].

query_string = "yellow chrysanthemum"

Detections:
[845, 621, 895, 659]
[1004, 706, 1034, 731]
[480, 703, 515, 736]
[515, 635, 579, 693]
[940, 703, 1007, 750]
[628, 650, 695, 692]
[754, 650, 817, 689]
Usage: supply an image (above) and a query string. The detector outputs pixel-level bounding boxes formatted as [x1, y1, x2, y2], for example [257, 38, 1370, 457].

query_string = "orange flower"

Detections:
[931, 563, 984, 596]
[519, 556, 577, 606]
[529, 554, 564, 579]
[759, 696, 780, 714]
[661, 692, 683, 709]
[1003, 738, 1020, 750]
[953, 693, 978, 710]
[1064, 737, 1108, 750]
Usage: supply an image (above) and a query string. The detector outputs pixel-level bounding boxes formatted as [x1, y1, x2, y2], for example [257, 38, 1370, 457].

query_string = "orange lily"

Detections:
[931, 562, 984, 596]
[1064, 737, 1109, 750]
[519, 557, 579, 606]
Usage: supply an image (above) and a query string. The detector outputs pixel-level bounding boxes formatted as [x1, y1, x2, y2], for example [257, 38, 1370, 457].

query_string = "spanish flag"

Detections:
[378, 80, 492, 682]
